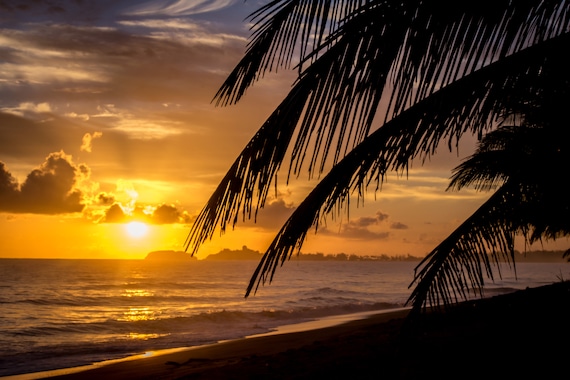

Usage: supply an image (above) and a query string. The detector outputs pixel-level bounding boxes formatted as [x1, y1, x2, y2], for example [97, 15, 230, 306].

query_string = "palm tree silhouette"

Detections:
[409, 68, 570, 311]
[185, 1, 570, 311]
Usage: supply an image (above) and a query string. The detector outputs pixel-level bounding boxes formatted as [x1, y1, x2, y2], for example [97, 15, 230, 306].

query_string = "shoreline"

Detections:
[1, 308, 411, 380]
[4, 281, 570, 379]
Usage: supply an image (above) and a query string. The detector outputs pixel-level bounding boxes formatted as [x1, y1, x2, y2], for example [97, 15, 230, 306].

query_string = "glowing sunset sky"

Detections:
[1, 0, 567, 259]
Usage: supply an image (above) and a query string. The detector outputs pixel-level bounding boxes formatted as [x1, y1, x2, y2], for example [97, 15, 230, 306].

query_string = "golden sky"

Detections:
[1, 0, 567, 259]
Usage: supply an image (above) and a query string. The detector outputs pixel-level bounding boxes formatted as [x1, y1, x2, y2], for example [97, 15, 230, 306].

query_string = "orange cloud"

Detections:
[99, 202, 193, 225]
[80, 131, 102, 152]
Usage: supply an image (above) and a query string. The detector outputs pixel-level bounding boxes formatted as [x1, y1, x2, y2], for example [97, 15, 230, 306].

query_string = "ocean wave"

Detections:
[2, 260, 562, 378]
[74, 280, 218, 292]
[0, 301, 404, 377]
[10, 294, 229, 308]
[5, 301, 402, 340]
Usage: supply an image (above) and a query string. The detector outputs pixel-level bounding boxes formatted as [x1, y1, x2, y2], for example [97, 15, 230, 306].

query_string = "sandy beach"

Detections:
[5, 281, 565, 380]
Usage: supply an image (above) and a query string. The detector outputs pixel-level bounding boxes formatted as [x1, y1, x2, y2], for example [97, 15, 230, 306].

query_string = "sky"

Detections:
[1, 0, 568, 260]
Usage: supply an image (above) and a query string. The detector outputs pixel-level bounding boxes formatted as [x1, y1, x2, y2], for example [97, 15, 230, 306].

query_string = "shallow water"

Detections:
[0, 259, 567, 377]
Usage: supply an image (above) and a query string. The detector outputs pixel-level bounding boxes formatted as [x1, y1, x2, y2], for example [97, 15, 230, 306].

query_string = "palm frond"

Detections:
[243, 34, 570, 295]
[185, 84, 309, 253]
[409, 177, 570, 312]
[214, 0, 369, 105]
[407, 184, 517, 312]
[216, 0, 570, 119]
[409, 77, 570, 312]
[187, 3, 570, 303]
[215, 1, 570, 182]
[384, 0, 570, 118]
[187, 0, 570, 255]
[448, 125, 538, 192]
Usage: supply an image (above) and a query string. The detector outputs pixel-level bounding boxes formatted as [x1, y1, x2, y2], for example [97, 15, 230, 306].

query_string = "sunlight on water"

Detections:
[126, 333, 166, 340]
[120, 307, 158, 322]
[0, 259, 567, 378]
[121, 289, 153, 297]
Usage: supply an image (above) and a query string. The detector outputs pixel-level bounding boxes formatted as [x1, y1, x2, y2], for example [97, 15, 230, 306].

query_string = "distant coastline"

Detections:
[201, 246, 423, 262]
[0, 248, 566, 263]
[146, 246, 569, 263]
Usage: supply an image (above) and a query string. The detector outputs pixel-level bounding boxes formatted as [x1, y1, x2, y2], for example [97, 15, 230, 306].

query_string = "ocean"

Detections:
[0, 258, 568, 378]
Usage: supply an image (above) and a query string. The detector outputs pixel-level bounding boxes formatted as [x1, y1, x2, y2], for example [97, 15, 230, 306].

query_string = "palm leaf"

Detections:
[409, 176, 570, 312]
[243, 34, 570, 296]
[407, 184, 518, 311]
[409, 76, 570, 312]
[217, 0, 570, 114]
[214, 0, 368, 106]
[187, 3, 570, 255]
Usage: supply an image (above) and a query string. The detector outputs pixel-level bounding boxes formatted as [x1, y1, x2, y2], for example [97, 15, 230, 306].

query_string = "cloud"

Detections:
[1, 102, 52, 118]
[65, 112, 90, 121]
[0, 162, 19, 196]
[80, 131, 103, 152]
[0, 151, 87, 214]
[95, 192, 115, 205]
[99, 202, 193, 224]
[243, 198, 296, 230]
[340, 225, 391, 240]
[0, 112, 110, 173]
[100, 203, 127, 223]
[350, 211, 389, 227]
[125, 0, 237, 16]
[151, 204, 184, 224]
[0, 21, 247, 136]
[0, 1, 245, 26]
[390, 222, 409, 230]
[319, 210, 394, 241]
[0, 6, 261, 149]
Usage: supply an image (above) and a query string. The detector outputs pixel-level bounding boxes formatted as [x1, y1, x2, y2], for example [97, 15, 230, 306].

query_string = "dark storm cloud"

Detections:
[0, 151, 86, 214]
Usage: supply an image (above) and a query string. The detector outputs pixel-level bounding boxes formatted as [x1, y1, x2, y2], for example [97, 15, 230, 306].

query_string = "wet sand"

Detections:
[12, 281, 570, 380]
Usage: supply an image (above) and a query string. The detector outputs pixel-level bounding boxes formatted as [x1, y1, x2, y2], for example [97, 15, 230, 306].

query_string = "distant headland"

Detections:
[204, 246, 263, 260]
[144, 250, 197, 261]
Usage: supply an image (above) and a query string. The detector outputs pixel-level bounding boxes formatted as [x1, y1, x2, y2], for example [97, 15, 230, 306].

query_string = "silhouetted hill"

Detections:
[205, 246, 263, 260]
[145, 250, 197, 261]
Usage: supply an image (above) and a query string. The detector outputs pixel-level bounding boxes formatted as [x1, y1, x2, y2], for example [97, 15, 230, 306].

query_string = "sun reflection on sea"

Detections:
[121, 289, 153, 297]
[119, 306, 160, 322]
[126, 333, 165, 340]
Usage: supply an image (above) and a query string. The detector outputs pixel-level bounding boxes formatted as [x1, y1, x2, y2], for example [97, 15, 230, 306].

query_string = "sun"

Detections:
[125, 221, 149, 238]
